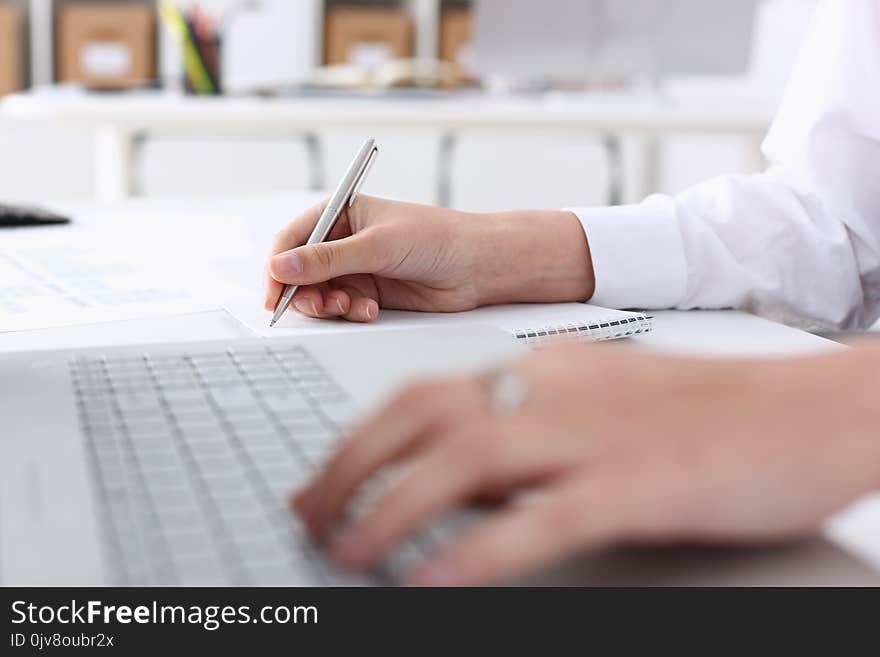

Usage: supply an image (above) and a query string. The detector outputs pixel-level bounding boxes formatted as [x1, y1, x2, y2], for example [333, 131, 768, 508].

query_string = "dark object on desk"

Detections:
[0, 204, 71, 227]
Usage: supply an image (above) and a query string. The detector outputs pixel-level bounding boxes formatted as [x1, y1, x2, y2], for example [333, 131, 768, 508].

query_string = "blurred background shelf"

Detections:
[0, 0, 817, 212]
[4, 0, 473, 91]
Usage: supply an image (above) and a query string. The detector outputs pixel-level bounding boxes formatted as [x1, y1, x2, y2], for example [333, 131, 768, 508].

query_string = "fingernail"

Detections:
[310, 300, 320, 316]
[409, 559, 461, 587]
[366, 302, 378, 320]
[306, 499, 328, 536]
[293, 298, 310, 314]
[330, 528, 368, 566]
[299, 488, 319, 519]
[275, 252, 304, 277]
[290, 487, 310, 512]
[335, 298, 345, 314]
[292, 494, 321, 533]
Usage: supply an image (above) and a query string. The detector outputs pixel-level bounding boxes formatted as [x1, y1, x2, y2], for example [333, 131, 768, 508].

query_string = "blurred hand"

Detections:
[292, 342, 880, 585]
[264, 196, 594, 322]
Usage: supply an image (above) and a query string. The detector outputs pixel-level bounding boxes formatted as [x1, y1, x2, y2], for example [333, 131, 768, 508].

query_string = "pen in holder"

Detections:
[159, 2, 223, 95]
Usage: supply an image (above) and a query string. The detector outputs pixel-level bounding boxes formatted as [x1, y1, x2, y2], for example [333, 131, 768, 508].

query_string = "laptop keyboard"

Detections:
[70, 344, 385, 586]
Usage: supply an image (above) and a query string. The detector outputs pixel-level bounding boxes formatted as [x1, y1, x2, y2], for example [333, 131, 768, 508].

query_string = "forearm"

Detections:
[836, 344, 880, 490]
[471, 210, 595, 306]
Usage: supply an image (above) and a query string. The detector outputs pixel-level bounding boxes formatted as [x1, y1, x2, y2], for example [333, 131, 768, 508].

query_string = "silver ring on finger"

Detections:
[484, 366, 529, 414]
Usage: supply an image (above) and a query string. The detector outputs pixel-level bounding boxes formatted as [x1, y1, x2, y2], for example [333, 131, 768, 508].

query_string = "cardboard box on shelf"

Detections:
[439, 7, 473, 74]
[324, 6, 413, 69]
[0, 4, 24, 95]
[56, 3, 156, 89]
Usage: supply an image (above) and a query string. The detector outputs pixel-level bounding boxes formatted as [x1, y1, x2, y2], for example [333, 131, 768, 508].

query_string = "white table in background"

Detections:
[2, 192, 877, 584]
[0, 90, 776, 206]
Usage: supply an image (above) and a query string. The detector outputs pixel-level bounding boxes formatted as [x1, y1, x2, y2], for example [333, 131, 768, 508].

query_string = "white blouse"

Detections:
[571, 0, 880, 330]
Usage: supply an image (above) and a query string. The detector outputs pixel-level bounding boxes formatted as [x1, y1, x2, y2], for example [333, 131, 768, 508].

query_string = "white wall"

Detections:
[0, 0, 817, 209]
[0, 122, 96, 201]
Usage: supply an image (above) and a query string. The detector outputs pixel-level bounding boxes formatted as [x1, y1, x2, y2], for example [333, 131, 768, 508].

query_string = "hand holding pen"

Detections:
[263, 143, 595, 325]
[270, 139, 379, 326]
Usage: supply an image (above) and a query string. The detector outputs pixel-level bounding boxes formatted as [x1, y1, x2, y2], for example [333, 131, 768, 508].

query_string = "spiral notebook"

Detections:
[236, 300, 653, 344]
[423, 302, 654, 345]
[500, 305, 654, 345]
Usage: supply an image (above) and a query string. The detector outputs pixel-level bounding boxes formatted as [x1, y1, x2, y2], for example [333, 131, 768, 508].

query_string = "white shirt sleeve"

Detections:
[569, 0, 880, 330]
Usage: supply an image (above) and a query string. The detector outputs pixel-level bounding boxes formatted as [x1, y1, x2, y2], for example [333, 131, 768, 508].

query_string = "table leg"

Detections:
[301, 132, 325, 192]
[632, 134, 661, 203]
[603, 133, 624, 206]
[747, 133, 767, 174]
[94, 126, 138, 203]
[437, 131, 457, 208]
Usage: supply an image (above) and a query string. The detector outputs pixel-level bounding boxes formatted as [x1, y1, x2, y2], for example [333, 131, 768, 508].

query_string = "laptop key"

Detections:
[316, 399, 360, 428]
[234, 537, 287, 564]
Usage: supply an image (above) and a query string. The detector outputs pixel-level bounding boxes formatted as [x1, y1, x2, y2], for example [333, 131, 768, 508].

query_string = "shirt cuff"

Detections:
[566, 200, 687, 309]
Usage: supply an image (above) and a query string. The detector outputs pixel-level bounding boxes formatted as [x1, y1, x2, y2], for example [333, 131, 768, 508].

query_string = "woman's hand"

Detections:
[292, 342, 880, 585]
[264, 195, 594, 322]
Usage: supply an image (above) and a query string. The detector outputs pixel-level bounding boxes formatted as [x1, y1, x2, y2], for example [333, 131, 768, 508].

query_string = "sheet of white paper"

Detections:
[227, 297, 649, 341]
[0, 245, 215, 333]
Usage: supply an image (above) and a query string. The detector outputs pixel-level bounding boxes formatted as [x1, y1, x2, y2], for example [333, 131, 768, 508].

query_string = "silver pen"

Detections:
[270, 138, 379, 327]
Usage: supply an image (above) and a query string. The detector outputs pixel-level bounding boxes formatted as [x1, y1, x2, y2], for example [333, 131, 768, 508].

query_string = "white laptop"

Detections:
[0, 325, 520, 586]
[3, 321, 878, 587]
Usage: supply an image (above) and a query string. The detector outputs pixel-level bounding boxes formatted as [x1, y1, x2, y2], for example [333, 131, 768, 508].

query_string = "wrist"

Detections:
[470, 210, 595, 307]
[853, 347, 880, 489]
[807, 347, 880, 492]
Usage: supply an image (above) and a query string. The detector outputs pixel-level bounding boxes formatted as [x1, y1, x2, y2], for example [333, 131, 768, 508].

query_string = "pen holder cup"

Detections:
[182, 34, 223, 96]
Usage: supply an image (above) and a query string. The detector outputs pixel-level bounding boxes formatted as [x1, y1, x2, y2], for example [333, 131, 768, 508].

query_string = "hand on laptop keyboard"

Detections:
[294, 341, 880, 586]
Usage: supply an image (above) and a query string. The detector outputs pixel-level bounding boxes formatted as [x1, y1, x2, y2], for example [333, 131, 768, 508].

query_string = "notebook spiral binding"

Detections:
[511, 313, 654, 345]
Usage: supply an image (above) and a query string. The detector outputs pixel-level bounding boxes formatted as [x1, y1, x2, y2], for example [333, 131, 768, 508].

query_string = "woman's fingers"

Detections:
[270, 200, 329, 256]
[269, 284, 377, 322]
[264, 201, 329, 309]
[290, 285, 349, 319]
[324, 289, 352, 317]
[407, 474, 627, 586]
[264, 277, 284, 312]
[333, 284, 378, 323]
[294, 379, 486, 535]
[265, 231, 384, 318]
[328, 420, 595, 570]
[270, 200, 352, 259]
[306, 285, 379, 323]
[264, 199, 356, 310]
[291, 286, 326, 317]
[269, 231, 385, 288]
[328, 428, 497, 569]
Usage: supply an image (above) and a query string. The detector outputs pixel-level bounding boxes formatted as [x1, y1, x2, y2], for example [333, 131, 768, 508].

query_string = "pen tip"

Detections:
[269, 319, 276, 328]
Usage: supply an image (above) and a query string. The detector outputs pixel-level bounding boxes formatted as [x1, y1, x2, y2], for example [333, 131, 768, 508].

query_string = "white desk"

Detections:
[0, 90, 776, 205]
[2, 192, 878, 584]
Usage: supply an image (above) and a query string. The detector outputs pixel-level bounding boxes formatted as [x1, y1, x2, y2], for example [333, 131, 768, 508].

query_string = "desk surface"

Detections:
[2, 192, 836, 357]
[2, 192, 877, 583]
[1, 89, 776, 134]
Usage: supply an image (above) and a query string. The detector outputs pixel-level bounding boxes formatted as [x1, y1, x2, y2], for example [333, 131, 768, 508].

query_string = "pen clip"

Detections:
[348, 146, 378, 208]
